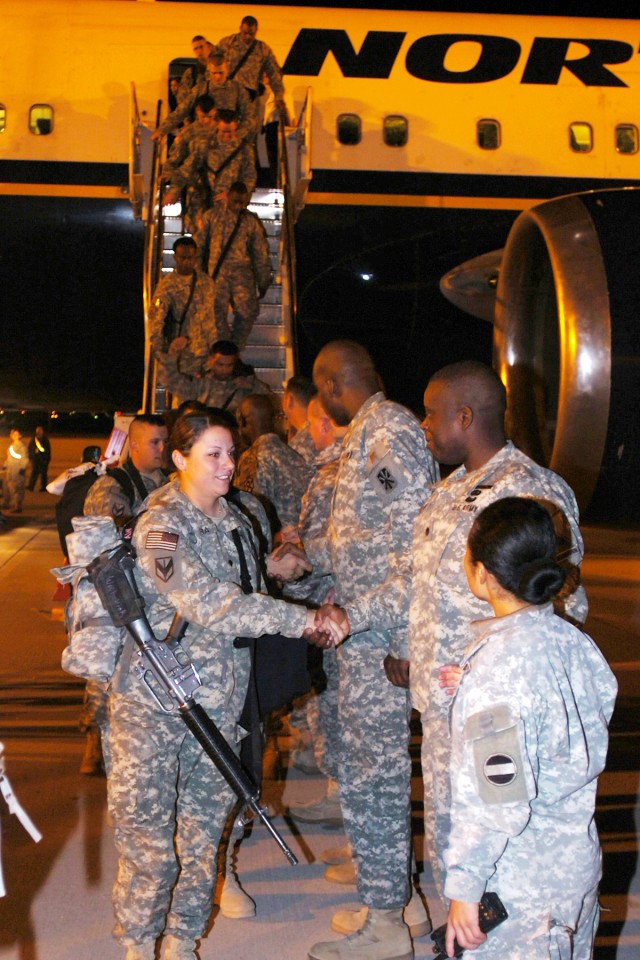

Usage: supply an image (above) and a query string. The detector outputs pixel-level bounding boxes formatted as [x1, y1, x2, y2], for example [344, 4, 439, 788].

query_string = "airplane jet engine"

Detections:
[493, 186, 640, 522]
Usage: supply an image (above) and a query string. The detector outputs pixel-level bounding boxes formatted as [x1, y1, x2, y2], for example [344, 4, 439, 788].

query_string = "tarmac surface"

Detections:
[0, 488, 638, 960]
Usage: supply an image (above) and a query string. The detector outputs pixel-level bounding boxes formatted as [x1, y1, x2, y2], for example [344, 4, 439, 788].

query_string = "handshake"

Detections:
[266, 541, 351, 648]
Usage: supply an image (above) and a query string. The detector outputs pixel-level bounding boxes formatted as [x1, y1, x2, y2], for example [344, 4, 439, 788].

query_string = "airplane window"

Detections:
[615, 124, 638, 155]
[477, 119, 501, 150]
[29, 104, 54, 136]
[0, 104, 5, 133]
[384, 115, 408, 147]
[337, 113, 361, 146]
[569, 122, 592, 153]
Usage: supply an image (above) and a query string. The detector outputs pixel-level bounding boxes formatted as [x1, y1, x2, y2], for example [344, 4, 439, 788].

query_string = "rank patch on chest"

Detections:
[145, 530, 179, 552]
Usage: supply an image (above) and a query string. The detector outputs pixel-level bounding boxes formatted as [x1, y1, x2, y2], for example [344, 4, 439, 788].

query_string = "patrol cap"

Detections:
[81, 445, 101, 464]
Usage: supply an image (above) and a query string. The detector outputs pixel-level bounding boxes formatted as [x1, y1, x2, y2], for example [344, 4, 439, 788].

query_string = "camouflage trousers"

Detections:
[306, 646, 340, 782]
[2, 470, 25, 510]
[420, 707, 451, 902]
[214, 266, 258, 350]
[463, 880, 600, 959]
[337, 632, 412, 909]
[107, 695, 236, 946]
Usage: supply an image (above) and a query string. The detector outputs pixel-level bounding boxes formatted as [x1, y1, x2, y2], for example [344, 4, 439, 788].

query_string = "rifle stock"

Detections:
[89, 543, 298, 865]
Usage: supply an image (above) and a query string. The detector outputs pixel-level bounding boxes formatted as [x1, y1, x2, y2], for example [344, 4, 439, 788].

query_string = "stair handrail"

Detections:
[141, 100, 166, 413]
[277, 102, 300, 374]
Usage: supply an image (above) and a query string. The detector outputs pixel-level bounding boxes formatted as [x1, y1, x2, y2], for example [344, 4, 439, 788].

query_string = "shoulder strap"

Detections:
[230, 527, 254, 595]
[212, 210, 246, 280]
[210, 139, 246, 179]
[227, 39, 257, 81]
[178, 270, 198, 332]
[107, 460, 148, 507]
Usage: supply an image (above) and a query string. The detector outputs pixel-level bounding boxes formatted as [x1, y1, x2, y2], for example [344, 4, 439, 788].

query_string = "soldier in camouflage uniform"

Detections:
[163, 339, 272, 411]
[299, 341, 438, 960]
[164, 110, 256, 232]
[443, 497, 616, 959]
[194, 182, 272, 349]
[2, 429, 28, 513]
[400, 362, 587, 902]
[154, 54, 254, 142]
[80, 415, 169, 776]
[148, 237, 216, 383]
[283, 375, 318, 466]
[217, 15, 287, 128]
[285, 397, 347, 825]
[160, 96, 217, 185]
[235, 393, 312, 535]
[107, 412, 343, 960]
[175, 37, 213, 106]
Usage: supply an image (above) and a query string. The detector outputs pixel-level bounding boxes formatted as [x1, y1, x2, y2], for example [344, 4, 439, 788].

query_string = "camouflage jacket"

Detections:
[304, 392, 438, 658]
[148, 269, 216, 374]
[195, 203, 272, 289]
[122, 482, 308, 717]
[161, 119, 210, 181]
[5, 439, 28, 477]
[289, 422, 316, 466]
[409, 440, 588, 715]
[84, 459, 166, 525]
[162, 360, 272, 410]
[158, 77, 253, 137]
[235, 432, 312, 532]
[444, 603, 617, 906]
[217, 33, 285, 98]
[172, 134, 256, 202]
[286, 439, 342, 605]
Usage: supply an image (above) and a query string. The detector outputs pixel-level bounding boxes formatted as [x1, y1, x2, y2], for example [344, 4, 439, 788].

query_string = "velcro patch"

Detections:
[464, 705, 531, 805]
[145, 530, 179, 552]
[148, 547, 184, 593]
[367, 449, 409, 502]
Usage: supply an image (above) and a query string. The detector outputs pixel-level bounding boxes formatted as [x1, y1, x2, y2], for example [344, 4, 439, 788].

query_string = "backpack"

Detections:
[51, 514, 129, 682]
[54, 464, 140, 559]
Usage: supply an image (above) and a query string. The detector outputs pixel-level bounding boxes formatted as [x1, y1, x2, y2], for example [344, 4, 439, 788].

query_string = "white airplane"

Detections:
[1, 0, 639, 519]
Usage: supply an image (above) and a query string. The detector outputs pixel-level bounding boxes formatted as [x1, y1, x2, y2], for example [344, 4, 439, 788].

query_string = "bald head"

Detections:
[422, 361, 506, 469]
[237, 394, 275, 445]
[313, 340, 380, 426]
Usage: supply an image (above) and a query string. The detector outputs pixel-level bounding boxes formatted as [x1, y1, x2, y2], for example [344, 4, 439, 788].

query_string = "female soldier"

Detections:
[107, 412, 344, 960]
[443, 497, 617, 959]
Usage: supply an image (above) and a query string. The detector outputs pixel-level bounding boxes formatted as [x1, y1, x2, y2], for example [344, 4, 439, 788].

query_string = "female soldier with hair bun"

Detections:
[442, 496, 617, 959]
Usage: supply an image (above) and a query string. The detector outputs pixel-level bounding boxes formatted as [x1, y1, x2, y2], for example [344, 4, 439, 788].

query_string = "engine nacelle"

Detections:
[494, 187, 640, 521]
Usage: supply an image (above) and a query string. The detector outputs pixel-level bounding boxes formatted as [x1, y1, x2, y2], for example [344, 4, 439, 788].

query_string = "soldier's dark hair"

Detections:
[173, 236, 197, 252]
[285, 374, 317, 405]
[195, 94, 216, 113]
[241, 15, 258, 28]
[130, 414, 167, 431]
[192, 35, 207, 43]
[430, 361, 506, 414]
[175, 399, 207, 417]
[215, 109, 239, 124]
[467, 497, 566, 605]
[229, 180, 249, 196]
[209, 340, 239, 356]
[170, 411, 235, 458]
[207, 52, 226, 66]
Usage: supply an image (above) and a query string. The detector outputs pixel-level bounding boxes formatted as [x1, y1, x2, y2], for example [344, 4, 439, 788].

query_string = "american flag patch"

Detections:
[145, 530, 179, 552]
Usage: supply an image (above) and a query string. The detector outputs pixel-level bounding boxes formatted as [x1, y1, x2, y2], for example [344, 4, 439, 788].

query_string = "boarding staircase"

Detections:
[129, 85, 312, 413]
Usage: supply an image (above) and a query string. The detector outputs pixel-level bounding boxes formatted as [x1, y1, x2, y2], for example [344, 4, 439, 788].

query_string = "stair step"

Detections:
[256, 303, 283, 324]
[243, 344, 286, 367]
[248, 325, 285, 346]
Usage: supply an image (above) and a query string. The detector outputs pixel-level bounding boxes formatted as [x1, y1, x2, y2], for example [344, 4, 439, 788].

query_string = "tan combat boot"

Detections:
[124, 943, 155, 960]
[331, 887, 431, 939]
[308, 907, 413, 960]
[219, 842, 256, 919]
[162, 934, 198, 959]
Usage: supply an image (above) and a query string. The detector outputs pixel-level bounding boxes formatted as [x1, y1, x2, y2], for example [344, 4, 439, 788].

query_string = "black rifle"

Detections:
[88, 542, 298, 865]
[430, 892, 508, 959]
